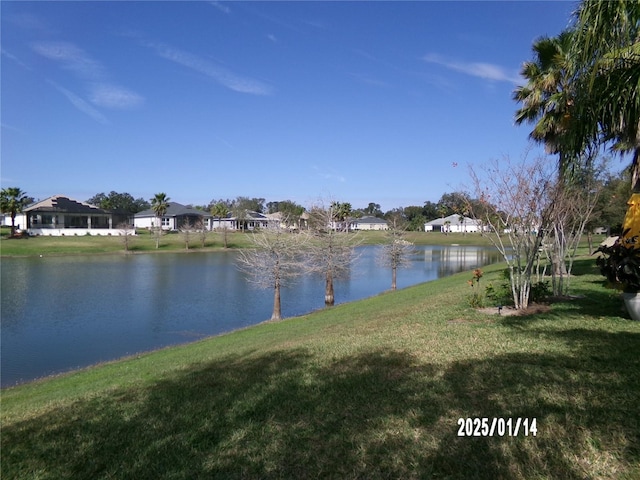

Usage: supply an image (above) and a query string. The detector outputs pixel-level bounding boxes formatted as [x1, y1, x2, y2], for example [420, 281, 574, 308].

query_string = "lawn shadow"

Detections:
[3, 332, 640, 479]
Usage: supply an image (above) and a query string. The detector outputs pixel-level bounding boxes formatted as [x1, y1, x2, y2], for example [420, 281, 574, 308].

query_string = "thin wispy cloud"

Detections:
[32, 41, 104, 80]
[31, 40, 144, 112]
[147, 41, 273, 96]
[349, 72, 389, 88]
[209, 1, 231, 14]
[422, 53, 521, 84]
[352, 48, 452, 93]
[89, 84, 144, 109]
[1, 123, 26, 134]
[47, 80, 109, 124]
[214, 134, 235, 149]
[6, 12, 49, 33]
[1, 48, 31, 70]
[312, 166, 346, 183]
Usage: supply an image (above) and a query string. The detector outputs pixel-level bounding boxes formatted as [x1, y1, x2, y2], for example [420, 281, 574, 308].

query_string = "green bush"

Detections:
[483, 269, 511, 306]
[484, 268, 551, 307]
[530, 280, 551, 303]
[485, 281, 511, 306]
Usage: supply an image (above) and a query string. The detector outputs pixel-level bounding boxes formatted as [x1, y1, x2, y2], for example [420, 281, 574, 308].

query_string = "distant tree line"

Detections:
[80, 182, 630, 236]
[86, 191, 150, 214]
[0, 174, 628, 240]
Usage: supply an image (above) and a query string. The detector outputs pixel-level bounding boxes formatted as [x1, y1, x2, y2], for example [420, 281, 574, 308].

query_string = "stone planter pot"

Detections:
[622, 292, 640, 321]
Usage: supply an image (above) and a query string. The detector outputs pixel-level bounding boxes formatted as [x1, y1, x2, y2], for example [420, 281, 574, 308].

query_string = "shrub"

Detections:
[484, 269, 512, 307]
[530, 280, 551, 303]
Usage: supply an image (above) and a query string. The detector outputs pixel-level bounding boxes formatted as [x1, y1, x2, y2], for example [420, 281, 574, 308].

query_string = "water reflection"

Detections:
[0, 245, 501, 387]
[421, 246, 499, 276]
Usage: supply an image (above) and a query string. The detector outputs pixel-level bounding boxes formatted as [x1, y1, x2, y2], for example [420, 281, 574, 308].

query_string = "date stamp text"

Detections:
[457, 417, 537, 437]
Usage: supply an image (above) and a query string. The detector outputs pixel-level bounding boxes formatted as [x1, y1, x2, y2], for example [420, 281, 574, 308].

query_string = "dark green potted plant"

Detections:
[595, 229, 640, 320]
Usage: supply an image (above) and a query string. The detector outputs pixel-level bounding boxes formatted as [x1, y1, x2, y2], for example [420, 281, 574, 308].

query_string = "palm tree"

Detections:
[514, 31, 589, 291]
[513, 30, 577, 175]
[330, 201, 352, 232]
[151, 192, 170, 249]
[210, 202, 228, 222]
[0, 187, 30, 237]
[569, 0, 640, 190]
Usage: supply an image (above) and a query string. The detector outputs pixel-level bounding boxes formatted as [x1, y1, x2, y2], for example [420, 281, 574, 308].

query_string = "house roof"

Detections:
[424, 214, 480, 226]
[245, 210, 268, 220]
[135, 202, 211, 218]
[266, 212, 283, 220]
[355, 216, 388, 224]
[209, 210, 279, 222]
[24, 195, 110, 215]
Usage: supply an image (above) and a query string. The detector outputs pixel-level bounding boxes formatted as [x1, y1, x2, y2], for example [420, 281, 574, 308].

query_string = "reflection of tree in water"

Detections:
[418, 246, 502, 276]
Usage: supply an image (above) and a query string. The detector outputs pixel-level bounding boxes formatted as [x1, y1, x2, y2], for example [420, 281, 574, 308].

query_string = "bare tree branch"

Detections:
[376, 218, 414, 290]
[467, 154, 555, 309]
[302, 201, 361, 306]
[236, 229, 307, 320]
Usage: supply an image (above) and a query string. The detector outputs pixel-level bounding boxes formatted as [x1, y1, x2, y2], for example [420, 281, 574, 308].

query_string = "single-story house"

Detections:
[264, 211, 309, 230]
[351, 216, 389, 231]
[134, 202, 212, 231]
[424, 214, 483, 233]
[220, 211, 280, 231]
[23, 195, 130, 236]
[1, 212, 27, 231]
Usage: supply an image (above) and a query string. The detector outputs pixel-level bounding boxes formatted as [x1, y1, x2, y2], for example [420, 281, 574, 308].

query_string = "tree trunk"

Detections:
[391, 265, 397, 290]
[271, 281, 282, 320]
[325, 270, 334, 306]
[631, 146, 640, 192]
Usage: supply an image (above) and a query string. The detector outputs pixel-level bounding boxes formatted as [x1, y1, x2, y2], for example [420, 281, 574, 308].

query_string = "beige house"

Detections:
[351, 216, 389, 231]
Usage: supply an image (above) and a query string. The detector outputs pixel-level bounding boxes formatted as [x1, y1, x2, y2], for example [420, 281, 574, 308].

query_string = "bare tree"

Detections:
[236, 229, 307, 320]
[376, 218, 414, 290]
[193, 218, 208, 248]
[179, 218, 194, 250]
[117, 222, 135, 252]
[468, 155, 555, 309]
[543, 156, 605, 295]
[303, 202, 361, 306]
[211, 203, 230, 248]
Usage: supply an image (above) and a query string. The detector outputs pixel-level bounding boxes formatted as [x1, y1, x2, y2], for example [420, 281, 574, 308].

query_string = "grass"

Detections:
[0, 227, 552, 257]
[0, 229, 254, 256]
[2, 256, 639, 479]
[0, 217, 610, 256]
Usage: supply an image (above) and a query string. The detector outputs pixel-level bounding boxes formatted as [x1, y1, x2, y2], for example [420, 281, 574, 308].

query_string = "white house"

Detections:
[230, 211, 280, 231]
[22, 195, 129, 236]
[424, 214, 483, 233]
[134, 202, 212, 231]
[1, 212, 27, 231]
[351, 216, 389, 231]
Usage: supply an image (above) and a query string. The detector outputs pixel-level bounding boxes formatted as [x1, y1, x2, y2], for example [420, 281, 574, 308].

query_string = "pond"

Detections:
[1, 245, 502, 387]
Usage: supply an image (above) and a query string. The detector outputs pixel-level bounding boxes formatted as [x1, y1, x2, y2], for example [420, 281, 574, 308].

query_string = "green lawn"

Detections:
[1, 257, 638, 479]
[0, 229, 253, 256]
[0, 228, 550, 257]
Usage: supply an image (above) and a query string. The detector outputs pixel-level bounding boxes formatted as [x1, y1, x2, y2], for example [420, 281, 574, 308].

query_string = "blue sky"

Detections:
[2, 1, 579, 211]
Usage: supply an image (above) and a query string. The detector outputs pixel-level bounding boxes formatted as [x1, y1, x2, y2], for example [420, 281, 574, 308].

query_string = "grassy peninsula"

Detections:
[2, 256, 639, 479]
